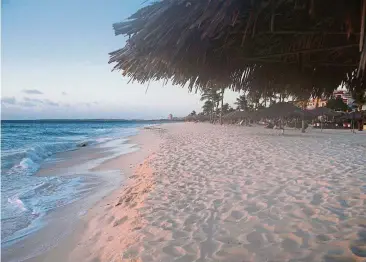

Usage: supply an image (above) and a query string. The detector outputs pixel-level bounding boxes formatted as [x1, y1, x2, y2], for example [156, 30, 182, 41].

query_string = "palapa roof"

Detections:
[256, 102, 313, 118]
[338, 111, 365, 120]
[307, 107, 342, 117]
[109, 0, 366, 95]
[185, 114, 210, 121]
[223, 110, 255, 120]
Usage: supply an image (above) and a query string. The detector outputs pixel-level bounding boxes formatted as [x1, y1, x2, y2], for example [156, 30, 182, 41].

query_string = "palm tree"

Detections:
[189, 110, 197, 116]
[235, 94, 248, 111]
[200, 88, 222, 122]
[202, 100, 214, 116]
[326, 97, 349, 112]
[221, 103, 233, 115]
[352, 90, 366, 111]
[247, 90, 262, 110]
[219, 87, 225, 124]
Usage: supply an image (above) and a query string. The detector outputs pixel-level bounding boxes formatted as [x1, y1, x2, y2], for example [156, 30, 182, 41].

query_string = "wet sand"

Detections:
[2, 127, 160, 262]
[68, 123, 366, 262]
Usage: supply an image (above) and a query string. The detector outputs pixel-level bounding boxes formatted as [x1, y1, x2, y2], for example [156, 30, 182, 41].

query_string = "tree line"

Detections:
[189, 88, 363, 121]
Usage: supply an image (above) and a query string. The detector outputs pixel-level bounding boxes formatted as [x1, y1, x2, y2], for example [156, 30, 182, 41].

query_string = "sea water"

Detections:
[1, 120, 153, 245]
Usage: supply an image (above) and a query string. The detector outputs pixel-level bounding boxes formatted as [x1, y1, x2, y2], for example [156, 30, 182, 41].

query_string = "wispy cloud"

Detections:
[1, 96, 16, 105]
[18, 101, 37, 107]
[24, 97, 44, 103]
[43, 99, 59, 107]
[23, 89, 43, 95]
[23, 97, 59, 106]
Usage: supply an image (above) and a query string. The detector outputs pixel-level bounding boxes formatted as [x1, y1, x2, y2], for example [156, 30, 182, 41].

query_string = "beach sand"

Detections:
[11, 127, 162, 262]
[65, 122, 366, 262]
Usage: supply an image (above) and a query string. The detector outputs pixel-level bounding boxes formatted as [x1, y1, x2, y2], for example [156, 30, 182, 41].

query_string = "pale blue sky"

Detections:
[1, 0, 239, 119]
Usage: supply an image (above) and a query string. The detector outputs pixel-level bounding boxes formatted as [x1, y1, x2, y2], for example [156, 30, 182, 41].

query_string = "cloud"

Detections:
[24, 97, 44, 103]
[62, 92, 67, 95]
[43, 99, 59, 107]
[23, 97, 59, 106]
[1, 97, 16, 105]
[18, 101, 37, 107]
[23, 89, 43, 95]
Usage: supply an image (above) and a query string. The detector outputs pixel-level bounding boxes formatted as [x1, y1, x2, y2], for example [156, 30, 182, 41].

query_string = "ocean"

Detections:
[1, 120, 156, 246]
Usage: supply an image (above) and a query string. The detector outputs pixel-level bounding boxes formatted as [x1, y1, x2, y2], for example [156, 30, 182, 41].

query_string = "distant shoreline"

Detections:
[1, 119, 184, 123]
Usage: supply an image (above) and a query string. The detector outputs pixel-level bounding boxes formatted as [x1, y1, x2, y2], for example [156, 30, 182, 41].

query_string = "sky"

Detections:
[1, 0, 239, 120]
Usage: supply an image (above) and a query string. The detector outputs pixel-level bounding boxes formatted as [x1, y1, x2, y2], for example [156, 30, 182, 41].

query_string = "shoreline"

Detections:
[69, 126, 163, 262]
[2, 126, 163, 262]
[4, 123, 366, 261]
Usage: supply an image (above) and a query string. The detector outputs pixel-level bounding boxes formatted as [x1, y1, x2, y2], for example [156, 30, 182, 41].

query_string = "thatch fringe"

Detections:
[109, 0, 365, 97]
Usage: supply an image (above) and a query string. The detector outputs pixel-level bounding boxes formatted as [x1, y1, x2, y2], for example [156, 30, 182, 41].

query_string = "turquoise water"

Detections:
[1, 120, 154, 244]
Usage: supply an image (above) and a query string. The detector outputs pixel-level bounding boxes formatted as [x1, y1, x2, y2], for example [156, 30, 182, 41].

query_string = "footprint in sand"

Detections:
[358, 230, 366, 242]
[230, 210, 246, 220]
[213, 199, 223, 208]
[113, 216, 128, 227]
[90, 231, 101, 242]
[316, 234, 331, 242]
[107, 236, 114, 242]
[350, 243, 366, 257]
[311, 193, 323, 205]
[323, 249, 356, 262]
[106, 216, 115, 224]
[89, 257, 101, 262]
[162, 244, 186, 257]
[281, 238, 300, 252]
[246, 231, 265, 247]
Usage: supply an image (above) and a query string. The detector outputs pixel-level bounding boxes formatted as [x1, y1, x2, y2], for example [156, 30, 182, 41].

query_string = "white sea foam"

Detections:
[8, 197, 27, 212]
[1, 121, 143, 245]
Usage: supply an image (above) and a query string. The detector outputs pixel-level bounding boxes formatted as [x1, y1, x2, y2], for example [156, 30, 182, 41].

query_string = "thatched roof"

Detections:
[307, 107, 342, 117]
[223, 110, 254, 120]
[256, 102, 312, 118]
[110, 0, 366, 96]
[185, 114, 210, 121]
[338, 111, 365, 120]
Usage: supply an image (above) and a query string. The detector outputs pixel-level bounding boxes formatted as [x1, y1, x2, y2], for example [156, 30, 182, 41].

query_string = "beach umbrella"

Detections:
[308, 107, 344, 131]
[223, 111, 254, 120]
[337, 111, 365, 132]
[308, 107, 342, 117]
[338, 111, 364, 121]
[256, 102, 314, 133]
[186, 114, 210, 122]
[257, 103, 310, 119]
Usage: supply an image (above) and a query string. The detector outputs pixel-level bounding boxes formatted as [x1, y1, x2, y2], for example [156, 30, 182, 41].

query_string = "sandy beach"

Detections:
[63, 122, 366, 262]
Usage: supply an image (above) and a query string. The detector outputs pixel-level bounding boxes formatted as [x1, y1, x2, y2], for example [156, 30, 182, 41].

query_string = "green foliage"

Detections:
[189, 110, 197, 116]
[200, 89, 221, 104]
[235, 94, 248, 111]
[326, 97, 349, 112]
[221, 103, 232, 115]
[202, 100, 214, 115]
[351, 90, 366, 110]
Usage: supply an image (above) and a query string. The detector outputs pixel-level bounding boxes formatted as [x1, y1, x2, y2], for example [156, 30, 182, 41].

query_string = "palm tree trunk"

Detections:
[301, 104, 306, 133]
[220, 88, 224, 125]
[210, 100, 213, 123]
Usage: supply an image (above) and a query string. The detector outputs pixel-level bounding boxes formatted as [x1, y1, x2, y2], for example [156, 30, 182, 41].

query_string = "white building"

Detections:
[333, 90, 354, 106]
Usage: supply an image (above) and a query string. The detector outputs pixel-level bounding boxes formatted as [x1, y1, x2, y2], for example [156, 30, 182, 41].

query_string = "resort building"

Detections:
[297, 90, 356, 110]
[333, 90, 354, 106]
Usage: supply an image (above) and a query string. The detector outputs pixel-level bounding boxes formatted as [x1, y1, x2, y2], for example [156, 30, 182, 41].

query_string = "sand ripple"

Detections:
[74, 123, 366, 262]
